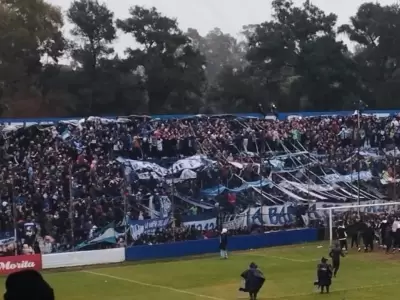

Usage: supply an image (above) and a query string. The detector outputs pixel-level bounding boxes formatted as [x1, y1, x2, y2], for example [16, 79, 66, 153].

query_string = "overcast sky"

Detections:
[49, 0, 397, 59]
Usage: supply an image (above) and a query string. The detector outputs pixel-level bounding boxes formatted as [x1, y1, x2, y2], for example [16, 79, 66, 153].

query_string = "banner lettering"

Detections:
[129, 217, 171, 240]
[223, 201, 394, 229]
[183, 217, 216, 231]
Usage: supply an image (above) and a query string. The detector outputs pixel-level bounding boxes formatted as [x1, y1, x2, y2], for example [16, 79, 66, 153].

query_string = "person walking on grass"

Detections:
[316, 257, 332, 294]
[329, 242, 345, 278]
[239, 262, 265, 300]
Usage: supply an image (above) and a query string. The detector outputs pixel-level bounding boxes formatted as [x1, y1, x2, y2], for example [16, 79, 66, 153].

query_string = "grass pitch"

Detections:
[1, 242, 398, 299]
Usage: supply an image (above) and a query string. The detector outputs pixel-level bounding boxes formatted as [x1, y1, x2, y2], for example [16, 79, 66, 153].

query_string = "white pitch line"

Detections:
[268, 255, 316, 263]
[83, 269, 397, 300]
[82, 270, 225, 300]
[241, 252, 315, 263]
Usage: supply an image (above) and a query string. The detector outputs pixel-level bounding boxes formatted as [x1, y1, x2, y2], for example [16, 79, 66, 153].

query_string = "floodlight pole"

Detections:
[11, 175, 17, 256]
[394, 143, 397, 201]
[329, 209, 333, 243]
[357, 110, 361, 214]
[172, 179, 176, 242]
[69, 165, 75, 251]
[123, 173, 129, 245]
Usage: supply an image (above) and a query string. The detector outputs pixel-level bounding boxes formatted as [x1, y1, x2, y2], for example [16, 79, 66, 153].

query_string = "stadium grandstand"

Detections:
[0, 110, 397, 256]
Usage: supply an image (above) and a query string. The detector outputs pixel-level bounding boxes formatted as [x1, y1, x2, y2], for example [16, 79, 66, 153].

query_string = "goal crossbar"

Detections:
[317, 201, 400, 243]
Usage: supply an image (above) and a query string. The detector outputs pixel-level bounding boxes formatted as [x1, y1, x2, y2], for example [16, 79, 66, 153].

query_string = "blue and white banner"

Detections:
[117, 158, 168, 177]
[201, 179, 272, 196]
[247, 205, 298, 227]
[130, 217, 171, 240]
[0, 231, 14, 246]
[321, 171, 372, 184]
[168, 155, 215, 174]
[223, 205, 298, 228]
[182, 214, 217, 231]
[223, 200, 393, 229]
[117, 155, 215, 180]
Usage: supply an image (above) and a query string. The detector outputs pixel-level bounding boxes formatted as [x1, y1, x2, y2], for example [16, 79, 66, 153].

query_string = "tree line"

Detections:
[0, 0, 399, 117]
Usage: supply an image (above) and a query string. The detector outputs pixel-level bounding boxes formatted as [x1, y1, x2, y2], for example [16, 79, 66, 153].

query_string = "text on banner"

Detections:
[183, 217, 216, 231]
[0, 254, 42, 275]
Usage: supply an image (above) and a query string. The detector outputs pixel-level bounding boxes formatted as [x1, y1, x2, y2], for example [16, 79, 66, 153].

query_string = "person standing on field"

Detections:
[316, 257, 332, 294]
[350, 218, 361, 250]
[380, 218, 389, 247]
[385, 223, 393, 254]
[336, 222, 348, 251]
[239, 262, 265, 300]
[393, 218, 400, 253]
[219, 228, 228, 259]
[362, 222, 374, 252]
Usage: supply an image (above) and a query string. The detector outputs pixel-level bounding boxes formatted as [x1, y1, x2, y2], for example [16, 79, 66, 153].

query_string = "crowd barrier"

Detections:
[0, 229, 316, 274]
[0, 248, 125, 274]
[0, 254, 42, 275]
[42, 248, 125, 269]
[125, 228, 317, 261]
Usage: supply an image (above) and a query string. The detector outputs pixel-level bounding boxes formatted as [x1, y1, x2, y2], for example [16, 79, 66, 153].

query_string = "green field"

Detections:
[3, 242, 399, 299]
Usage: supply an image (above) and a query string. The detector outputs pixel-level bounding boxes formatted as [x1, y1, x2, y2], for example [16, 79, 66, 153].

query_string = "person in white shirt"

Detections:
[392, 218, 400, 252]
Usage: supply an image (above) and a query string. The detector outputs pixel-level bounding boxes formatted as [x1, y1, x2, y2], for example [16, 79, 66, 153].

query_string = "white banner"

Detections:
[322, 171, 372, 183]
[124, 160, 167, 176]
[130, 217, 171, 240]
[222, 214, 247, 229]
[0, 237, 15, 246]
[159, 196, 172, 217]
[223, 200, 395, 229]
[248, 205, 298, 227]
[168, 155, 214, 174]
[280, 181, 334, 192]
[183, 217, 216, 231]
[117, 155, 215, 179]
[222, 205, 298, 228]
[137, 171, 164, 180]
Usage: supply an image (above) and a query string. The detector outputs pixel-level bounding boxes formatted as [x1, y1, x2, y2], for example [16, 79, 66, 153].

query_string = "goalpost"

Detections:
[318, 202, 400, 243]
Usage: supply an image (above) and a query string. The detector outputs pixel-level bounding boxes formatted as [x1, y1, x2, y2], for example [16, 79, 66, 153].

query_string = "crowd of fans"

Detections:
[0, 113, 398, 255]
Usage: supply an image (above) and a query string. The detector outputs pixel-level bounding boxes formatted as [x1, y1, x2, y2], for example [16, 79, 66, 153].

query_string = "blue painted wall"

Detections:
[125, 228, 317, 261]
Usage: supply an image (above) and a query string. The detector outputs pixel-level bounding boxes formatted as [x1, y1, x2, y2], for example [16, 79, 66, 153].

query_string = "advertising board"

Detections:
[0, 254, 42, 275]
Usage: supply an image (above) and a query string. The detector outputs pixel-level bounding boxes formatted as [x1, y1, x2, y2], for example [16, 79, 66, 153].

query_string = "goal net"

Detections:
[318, 201, 400, 244]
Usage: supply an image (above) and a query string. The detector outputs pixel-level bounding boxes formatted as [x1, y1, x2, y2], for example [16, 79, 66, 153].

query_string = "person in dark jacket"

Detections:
[349, 218, 362, 250]
[329, 242, 345, 277]
[239, 262, 265, 300]
[363, 222, 375, 252]
[380, 218, 389, 247]
[4, 270, 54, 300]
[336, 222, 347, 251]
[316, 257, 332, 294]
[219, 228, 228, 259]
[384, 222, 393, 253]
